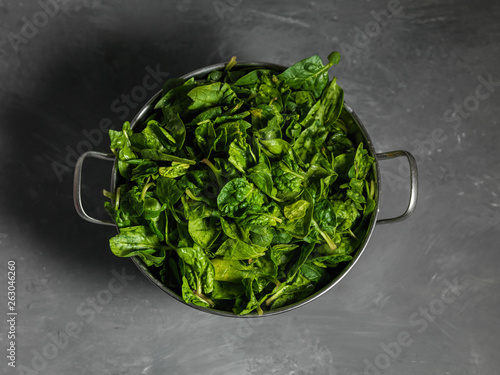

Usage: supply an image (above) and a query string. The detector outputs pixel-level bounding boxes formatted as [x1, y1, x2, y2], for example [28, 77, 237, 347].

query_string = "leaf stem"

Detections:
[266, 214, 283, 224]
[141, 181, 156, 201]
[311, 219, 337, 251]
[201, 158, 224, 188]
[185, 188, 202, 201]
[224, 56, 237, 71]
[194, 290, 215, 308]
[102, 189, 115, 201]
[115, 187, 121, 211]
[265, 282, 288, 307]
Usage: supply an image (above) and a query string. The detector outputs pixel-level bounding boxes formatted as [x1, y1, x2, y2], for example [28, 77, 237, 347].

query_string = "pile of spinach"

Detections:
[103, 51, 376, 315]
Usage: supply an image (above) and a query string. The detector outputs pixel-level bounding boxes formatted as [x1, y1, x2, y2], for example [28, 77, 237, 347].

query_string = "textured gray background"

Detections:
[1, 0, 499, 374]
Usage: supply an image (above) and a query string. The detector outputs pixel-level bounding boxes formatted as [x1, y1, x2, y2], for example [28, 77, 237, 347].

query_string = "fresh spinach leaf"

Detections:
[217, 177, 265, 218]
[109, 226, 167, 267]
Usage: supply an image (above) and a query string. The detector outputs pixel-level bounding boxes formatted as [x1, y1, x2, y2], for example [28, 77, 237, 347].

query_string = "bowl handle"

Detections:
[73, 151, 116, 226]
[376, 150, 418, 225]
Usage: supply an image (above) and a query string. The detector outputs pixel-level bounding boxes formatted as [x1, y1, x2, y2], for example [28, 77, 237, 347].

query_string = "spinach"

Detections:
[217, 177, 265, 218]
[277, 51, 341, 98]
[104, 51, 377, 315]
[108, 226, 168, 267]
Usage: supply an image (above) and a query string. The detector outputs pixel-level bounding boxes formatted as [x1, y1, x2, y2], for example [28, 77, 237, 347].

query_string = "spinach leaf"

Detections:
[310, 199, 338, 252]
[194, 120, 216, 158]
[182, 198, 221, 250]
[215, 238, 267, 260]
[212, 255, 276, 284]
[277, 52, 340, 98]
[109, 122, 136, 160]
[349, 142, 375, 180]
[315, 77, 344, 127]
[162, 107, 186, 150]
[247, 160, 276, 199]
[156, 176, 184, 222]
[265, 272, 315, 310]
[228, 136, 257, 173]
[181, 276, 213, 308]
[211, 280, 245, 300]
[293, 119, 329, 164]
[187, 82, 239, 111]
[217, 177, 265, 218]
[109, 226, 167, 267]
[213, 120, 251, 152]
[158, 162, 190, 178]
[154, 77, 198, 113]
[177, 245, 215, 296]
[282, 190, 314, 239]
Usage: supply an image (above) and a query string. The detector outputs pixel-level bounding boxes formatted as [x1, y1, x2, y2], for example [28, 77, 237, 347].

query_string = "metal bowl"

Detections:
[73, 61, 418, 317]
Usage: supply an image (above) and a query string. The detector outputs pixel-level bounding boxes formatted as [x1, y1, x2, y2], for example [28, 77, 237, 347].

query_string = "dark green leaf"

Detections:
[217, 177, 265, 218]
[109, 226, 167, 267]
[277, 54, 339, 98]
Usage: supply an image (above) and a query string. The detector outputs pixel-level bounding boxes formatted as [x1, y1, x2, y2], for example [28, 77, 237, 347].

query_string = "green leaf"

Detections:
[282, 190, 314, 239]
[270, 244, 299, 267]
[233, 69, 270, 86]
[272, 160, 305, 201]
[228, 137, 257, 173]
[310, 253, 353, 268]
[158, 162, 191, 178]
[183, 199, 221, 250]
[293, 119, 329, 164]
[109, 226, 167, 267]
[247, 161, 276, 198]
[349, 143, 375, 180]
[332, 199, 359, 233]
[287, 242, 316, 282]
[284, 200, 310, 221]
[181, 276, 213, 308]
[277, 53, 340, 98]
[301, 262, 328, 283]
[156, 176, 184, 222]
[266, 272, 315, 310]
[109, 122, 137, 161]
[191, 106, 223, 124]
[162, 107, 186, 150]
[217, 177, 265, 218]
[212, 254, 277, 283]
[177, 245, 215, 294]
[211, 259, 258, 283]
[187, 82, 239, 111]
[315, 77, 344, 126]
[195, 120, 216, 158]
[233, 277, 264, 315]
[309, 199, 337, 251]
[154, 78, 198, 112]
[211, 280, 245, 300]
[213, 120, 252, 152]
[346, 178, 366, 210]
[334, 152, 355, 180]
[248, 225, 274, 248]
[215, 238, 267, 260]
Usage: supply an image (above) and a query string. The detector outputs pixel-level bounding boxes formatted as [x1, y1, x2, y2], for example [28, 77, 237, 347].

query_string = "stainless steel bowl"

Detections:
[73, 61, 418, 317]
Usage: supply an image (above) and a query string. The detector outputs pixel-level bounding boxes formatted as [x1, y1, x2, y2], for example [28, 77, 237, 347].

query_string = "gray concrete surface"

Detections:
[1, 0, 499, 374]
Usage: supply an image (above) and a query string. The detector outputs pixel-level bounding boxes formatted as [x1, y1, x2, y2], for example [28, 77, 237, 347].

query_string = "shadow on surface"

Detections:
[0, 4, 223, 280]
